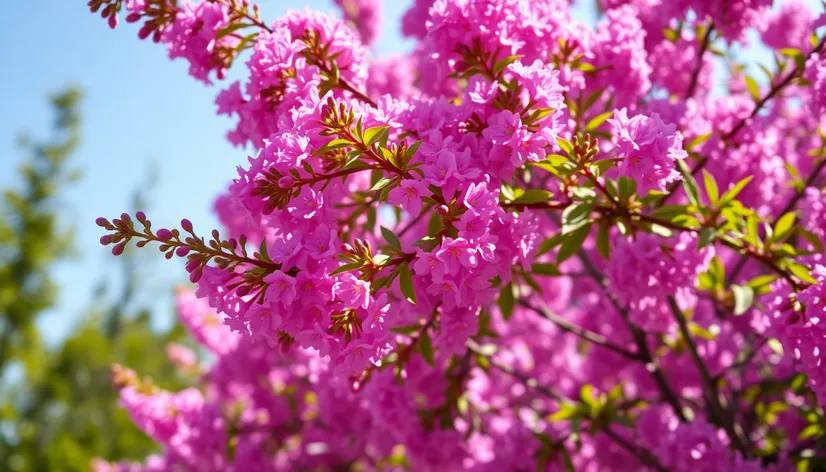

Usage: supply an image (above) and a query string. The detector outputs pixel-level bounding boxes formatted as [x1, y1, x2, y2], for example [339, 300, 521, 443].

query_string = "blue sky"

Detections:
[0, 0, 416, 343]
[0, 0, 820, 345]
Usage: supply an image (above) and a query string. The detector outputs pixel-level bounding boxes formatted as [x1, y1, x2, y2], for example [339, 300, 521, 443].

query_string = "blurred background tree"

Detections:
[0, 88, 189, 471]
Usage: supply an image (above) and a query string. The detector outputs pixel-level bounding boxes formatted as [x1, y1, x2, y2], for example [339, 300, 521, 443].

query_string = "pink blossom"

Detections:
[608, 108, 687, 195]
[334, 273, 372, 309]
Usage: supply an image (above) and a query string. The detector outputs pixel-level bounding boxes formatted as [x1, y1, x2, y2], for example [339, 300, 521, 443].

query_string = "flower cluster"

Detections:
[90, 0, 826, 470]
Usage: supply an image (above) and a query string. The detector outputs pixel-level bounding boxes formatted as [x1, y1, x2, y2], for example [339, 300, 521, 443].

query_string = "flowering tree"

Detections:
[88, 0, 826, 470]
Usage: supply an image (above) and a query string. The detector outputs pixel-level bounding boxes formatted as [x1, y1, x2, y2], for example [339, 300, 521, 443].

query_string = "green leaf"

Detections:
[556, 137, 574, 156]
[710, 256, 725, 282]
[747, 274, 779, 290]
[557, 223, 592, 264]
[663, 28, 679, 42]
[537, 233, 565, 256]
[677, 160, 701, 206]
[744, 75, 761, 101]
[799, 424, 822, 440]
[549, 402, 582, 422]
[580, 384, 599, 409]
[702, 170, 719, 205]
[512, 189, 554, 204]
[779, 47, 806, 70]
[698, 228, 716, 248]
[799, 228, 825, 253]
[786, 261, 818, 284]
[720, 176, 753, 205]
[405, 140, 423, 161]
[590, 158, 618, 178]
[372, 254, 391, 266]
[617, 177, 637, 201]
[531, 263, 561, 276]
[697, 272, 714, 291]
[585, 111, 613, 131]
[689, 322, 719, 340]
[216, 22, 252, 40]
[330, 261, 364, 276]
[492, 55, 523, 75]
[563, 200, 593, 223]
[370, 177, 395, 192]
[525, 108, 555, 125]
[381, 226, 401, 250]
[498, 282, 516, 320]
[316, 138, 353, 155]
[399, 262, 416, 304]
[344, 149, 364, 167]
[427, 212, 443, 236]
[654, 204, 690, 220]
[355, 116, 364, 141]
[745, 214, 760, 247]
[420, 329, 434, 365]
[582, 89, 605, 111]
[772, 212, 796, 244]
[596, 221, 611, 259]
[256, 239, 273, 264]
[686, 133, 712, 152]
[363, 126, 390, 147]
[732, 285, 755, 315]
[570, 187, 597, 202]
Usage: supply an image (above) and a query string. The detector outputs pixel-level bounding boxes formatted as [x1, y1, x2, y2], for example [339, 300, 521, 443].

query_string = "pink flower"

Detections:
[608, 108, 687, 195]
[761, 0, 816, 51]
[264, 271, 298, 306]
[334, 273, 372, 309]
[388, 180, 430, 216]
[288, 187, 325, 219]
[435, 238, 478, 275]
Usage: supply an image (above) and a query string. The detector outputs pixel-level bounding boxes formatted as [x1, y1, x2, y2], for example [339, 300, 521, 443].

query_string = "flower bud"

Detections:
[112, 242, 127, 256]
[278, 176, 296, 189]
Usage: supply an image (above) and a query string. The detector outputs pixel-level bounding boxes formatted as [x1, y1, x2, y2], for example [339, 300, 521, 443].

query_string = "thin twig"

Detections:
[667, 296, 752, 455]
[685, 22, 715, 99]
[602, 426, 669, 472]
[467, 340, 565, 401]
[518, 300, 640, 361]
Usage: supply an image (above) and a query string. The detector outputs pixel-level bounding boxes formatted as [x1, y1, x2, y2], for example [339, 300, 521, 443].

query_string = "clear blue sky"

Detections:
[0, 1, 815, 345]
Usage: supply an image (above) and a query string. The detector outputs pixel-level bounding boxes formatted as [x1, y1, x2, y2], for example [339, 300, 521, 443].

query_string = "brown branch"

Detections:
[467, 339, 565, 401]
[518, 300, 640, 361]
[685, 22, 715, 99]
[602, 426, 669, 472]
[667, 296, 752, 455]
